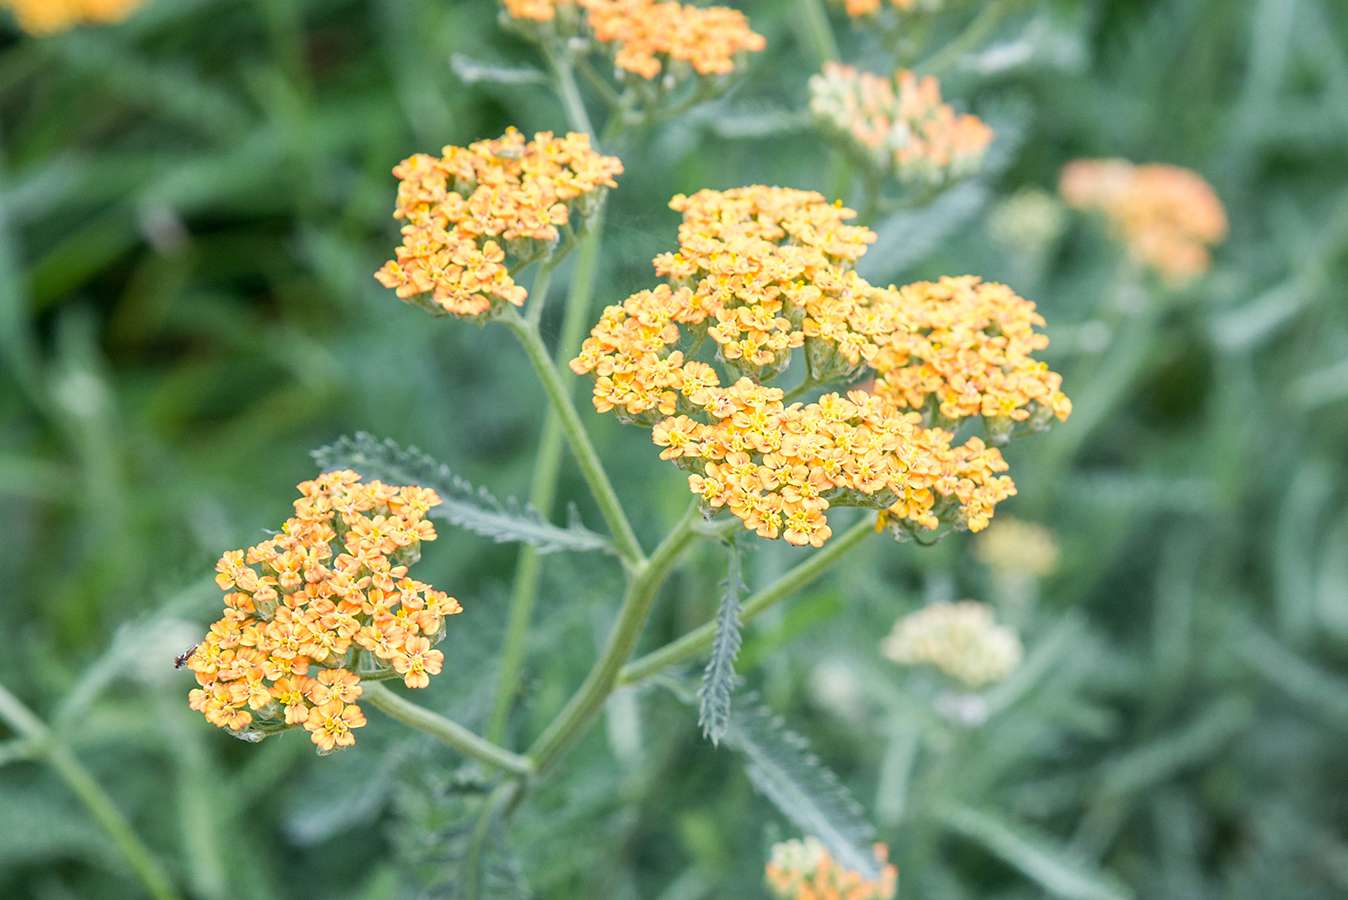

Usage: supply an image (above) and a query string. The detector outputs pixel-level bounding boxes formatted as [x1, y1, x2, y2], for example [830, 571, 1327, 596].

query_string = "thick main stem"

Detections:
[362, 682, 534, 777]
[499, 307, 645, 567]
[0, 682, 180, 900]
[619, 517, 874, 685]
[488, 220, 606, 743]
[528, 503, 701, 774]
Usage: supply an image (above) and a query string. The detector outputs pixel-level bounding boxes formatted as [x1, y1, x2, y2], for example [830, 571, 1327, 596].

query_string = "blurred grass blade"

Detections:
[935, 802, 1133, 900]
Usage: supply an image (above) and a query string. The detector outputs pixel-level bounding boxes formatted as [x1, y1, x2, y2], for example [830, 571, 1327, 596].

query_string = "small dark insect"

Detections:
[173, 645, 199, 670]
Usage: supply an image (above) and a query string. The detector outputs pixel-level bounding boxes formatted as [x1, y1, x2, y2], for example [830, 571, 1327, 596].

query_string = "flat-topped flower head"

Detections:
[3, 0, 141, 34]
[882, 600, 1021, 688]
[810, 64, 993, 186]
[375, 127, 622, 318]
[870, 275, 1071, 439]
[501, 0, 764, 81]
[1059, 159, 1227, 283]
[582, 0, 765, 80]
[186, 470, 462, 753]
[574, 186, 1062, 546]
[765, 837, 898, 900]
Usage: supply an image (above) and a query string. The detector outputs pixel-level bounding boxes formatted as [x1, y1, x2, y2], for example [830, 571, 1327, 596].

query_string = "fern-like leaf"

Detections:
[698, 538, 745, 745]
[720, 691, 881, 879]
[311, 433, 612, 556]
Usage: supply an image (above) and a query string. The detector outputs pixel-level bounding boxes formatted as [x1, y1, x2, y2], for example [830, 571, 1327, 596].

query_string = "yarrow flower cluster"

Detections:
[869, 276, 1072, 438]
[375, 127, 622, 318]
[2, 0, 139, 34]
[809, 63, 994, 186]
[572, 186, 1069, 546]
[882, 600, 1022, 688]
[186, 471, 462, 753]
[974, 516, 1060, 579]
[1059, 159, 1228, 283]
[765, 837, 898, 900]
[501, 0, 765, 81]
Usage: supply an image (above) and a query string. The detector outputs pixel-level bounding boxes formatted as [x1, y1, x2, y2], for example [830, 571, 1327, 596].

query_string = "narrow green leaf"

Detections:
[697, 538, 744, 745]
[312, 432, 613, 555]
[935, 802, 1133, 900]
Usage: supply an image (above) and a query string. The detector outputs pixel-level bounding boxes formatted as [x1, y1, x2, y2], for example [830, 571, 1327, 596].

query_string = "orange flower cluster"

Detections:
[186, 471, 462, 753]
[809, 64, 993, 186]
[572, 187, 1063, 546]
[500, 0, 765, 80]
[1059, 159, 1228, 282]
[871, 276, 1072, 435]
[375, 128, 622, 318]
[3, 0, 140, 34]
[765, 838, 898, 900]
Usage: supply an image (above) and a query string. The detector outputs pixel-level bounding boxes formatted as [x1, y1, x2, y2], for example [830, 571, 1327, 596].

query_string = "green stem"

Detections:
[525, 258, 557, 328]
[0, 682, 180, 900]
[916, 0, 1012, 76]
[488, 220, 607, 744]
[619, 517, 874, 685]
[498, 306, 645, 567]
[528, 503, 701, 774]
[361, 683, 534, 777]
[796, 0, 840, 65]
[547, 50, 595, 137]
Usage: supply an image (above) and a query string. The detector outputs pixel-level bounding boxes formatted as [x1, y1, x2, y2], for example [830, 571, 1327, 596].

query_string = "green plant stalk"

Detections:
[547, 49, 595, 137]
[499, 306, 645, 567]
[796, 0, 840, 65]
[619, 517, 874, 685]
[361, 682, 534, 777]
[524, 257, 557, 328]
[528, 503, 702, 774]
[0, 682, 180, 900]
[488, 219, 606, 744]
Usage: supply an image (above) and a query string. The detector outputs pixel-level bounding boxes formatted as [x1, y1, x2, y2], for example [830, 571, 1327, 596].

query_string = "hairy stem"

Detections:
[619, 517, 874, 685]
[488, 218, 607, 744]
[362, 682, 534, 777]
[0, 682, 180, 900]
[528, 503, 701, 774]
[499, 306, 645, 567]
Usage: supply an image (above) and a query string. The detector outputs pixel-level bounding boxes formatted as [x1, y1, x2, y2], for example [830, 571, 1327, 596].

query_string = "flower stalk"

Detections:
[620, 517, 875, 686]
[361, 683, 535, 778]
[528, 502, 701, 774]
[0, 681, 181, 900]
[498, 305, 646, 568]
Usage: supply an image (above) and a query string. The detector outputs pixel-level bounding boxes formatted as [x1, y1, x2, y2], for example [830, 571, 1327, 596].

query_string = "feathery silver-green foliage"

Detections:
[723, 693, 881, 880]
[697, 538, 744, 746]
[313, 432, 612, 556]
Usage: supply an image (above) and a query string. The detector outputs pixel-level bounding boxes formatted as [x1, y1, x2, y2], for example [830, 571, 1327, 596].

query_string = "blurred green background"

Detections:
[2, 0, 1347, 897]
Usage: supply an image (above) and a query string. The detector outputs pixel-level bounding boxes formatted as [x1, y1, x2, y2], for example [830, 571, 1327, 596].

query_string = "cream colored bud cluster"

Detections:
[809, 64, 993, 186]
[974, 517, 1061, 579]
[882, 601, 1022, 688]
